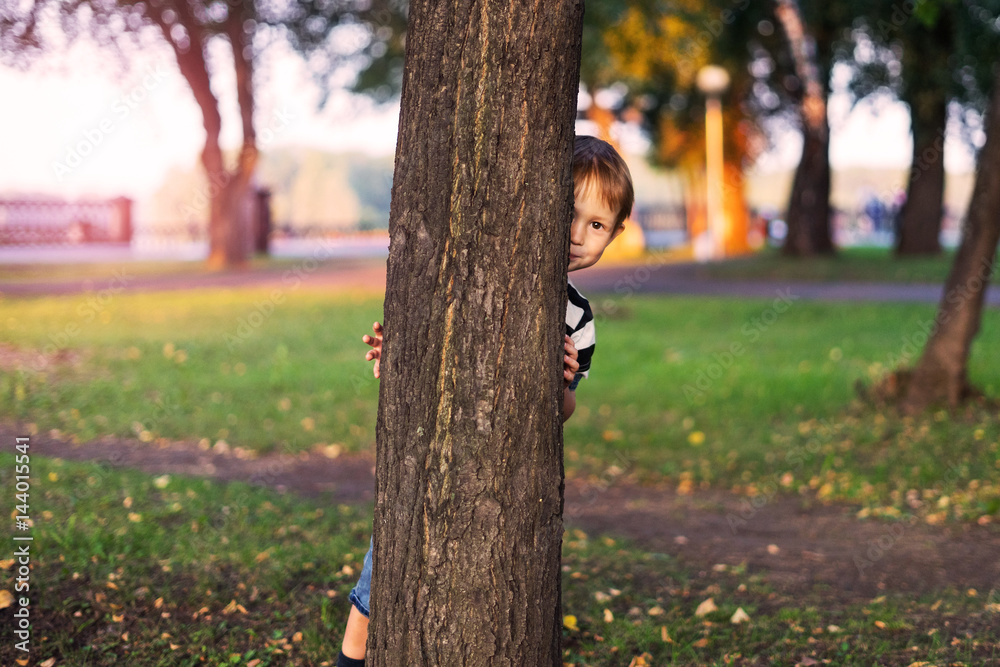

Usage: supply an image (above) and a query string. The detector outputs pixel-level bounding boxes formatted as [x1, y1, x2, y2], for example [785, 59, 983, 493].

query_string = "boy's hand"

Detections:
[363, 321, 384, 378]
[563, 334, 580, 387]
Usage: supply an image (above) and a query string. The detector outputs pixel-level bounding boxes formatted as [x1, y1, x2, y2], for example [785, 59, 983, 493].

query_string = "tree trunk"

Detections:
[368, 0, 584, 665]
[150, 1, 255, 270]
[774, 0, 835, 256]
[901, 70, 1000, 412]
[896, 90, 947, 256]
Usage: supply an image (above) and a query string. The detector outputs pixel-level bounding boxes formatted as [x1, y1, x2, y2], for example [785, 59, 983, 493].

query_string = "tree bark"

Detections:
[774, 0, 835, 256]
[368, 0, 583, 665]
[896, 85, 947, 255]
[901, 69, 1000, 412]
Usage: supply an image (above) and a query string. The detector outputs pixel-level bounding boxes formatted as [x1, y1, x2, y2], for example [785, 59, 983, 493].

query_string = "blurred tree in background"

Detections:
[0, 0, 399, 268]
[848, 0, 1000, 256]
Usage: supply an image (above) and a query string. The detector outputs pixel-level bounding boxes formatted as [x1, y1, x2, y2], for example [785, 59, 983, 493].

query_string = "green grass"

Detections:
[1, 284, 998, 523]
[1, 454, 996, 665]
[689, 246, 957, 283]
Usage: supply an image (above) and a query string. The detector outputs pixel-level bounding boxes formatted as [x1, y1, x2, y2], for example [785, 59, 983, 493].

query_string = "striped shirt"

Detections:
[566, 280, 595, 391]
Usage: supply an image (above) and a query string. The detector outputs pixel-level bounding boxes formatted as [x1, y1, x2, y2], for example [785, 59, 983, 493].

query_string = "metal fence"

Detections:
[0, 197, 132, 246]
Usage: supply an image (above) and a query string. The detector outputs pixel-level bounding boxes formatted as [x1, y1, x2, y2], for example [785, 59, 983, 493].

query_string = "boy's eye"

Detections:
[590, 221, 604, 230]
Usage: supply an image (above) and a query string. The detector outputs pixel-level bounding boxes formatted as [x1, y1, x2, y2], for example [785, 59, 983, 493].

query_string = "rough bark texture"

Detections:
[774, 0, 834, 256]
[896, 83, 947, 256]
[368, 0, 584, 665]
[901, 70, 1000, 412]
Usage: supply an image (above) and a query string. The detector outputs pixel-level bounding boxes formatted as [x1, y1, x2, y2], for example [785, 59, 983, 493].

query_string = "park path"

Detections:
[3, 258, 999, 604]
[3, 255, 999, 306]
[5, 422, 998, 606]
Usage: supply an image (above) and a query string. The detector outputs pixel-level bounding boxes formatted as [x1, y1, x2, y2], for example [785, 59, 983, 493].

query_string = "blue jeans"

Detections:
[349, 537, 373, 618]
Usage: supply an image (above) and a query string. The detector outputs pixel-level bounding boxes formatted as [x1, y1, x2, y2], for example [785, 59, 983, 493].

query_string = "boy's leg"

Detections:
[339, 536, 373, 661]
[340, 605, 370, 659]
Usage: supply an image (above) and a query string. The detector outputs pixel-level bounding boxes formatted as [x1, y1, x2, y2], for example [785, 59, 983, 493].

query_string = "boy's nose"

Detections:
[569, 219, 583, 245]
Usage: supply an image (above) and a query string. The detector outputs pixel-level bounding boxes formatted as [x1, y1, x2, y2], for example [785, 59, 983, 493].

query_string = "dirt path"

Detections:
[5, 256, 1000, 308]
[6, 423, 998, 605]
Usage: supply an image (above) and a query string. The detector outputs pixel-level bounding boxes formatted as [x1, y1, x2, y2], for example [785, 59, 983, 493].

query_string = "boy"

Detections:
[336, 135, 633, 667]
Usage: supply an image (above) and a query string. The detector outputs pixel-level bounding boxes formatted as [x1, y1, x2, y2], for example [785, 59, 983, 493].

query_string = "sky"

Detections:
[0, 35, 980, 203]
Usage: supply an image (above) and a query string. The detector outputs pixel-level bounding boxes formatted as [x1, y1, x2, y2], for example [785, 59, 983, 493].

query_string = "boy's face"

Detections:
[568, 178, 624, 272]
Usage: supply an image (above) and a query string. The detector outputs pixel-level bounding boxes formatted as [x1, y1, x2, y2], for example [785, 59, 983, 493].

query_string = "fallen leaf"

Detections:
[874, 620, 886, 629]
[692, 637, 709, 647]
[647, 606, 664, 616]
[695, 598, 717, 617]
[0, 559, 14, 570]
[660, 625, 673, 643]
[766, 544, 780, 555]
[153, 475, 171, 489]
[563, 615, 578, 631]
[603, 608, 614, 623]
[40, 659, 56, 667]
[731, 607, 750, 624]
[0, 590, 14, 609]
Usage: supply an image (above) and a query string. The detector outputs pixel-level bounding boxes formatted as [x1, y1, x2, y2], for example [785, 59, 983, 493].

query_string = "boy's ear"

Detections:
[610, 222, 626, 242]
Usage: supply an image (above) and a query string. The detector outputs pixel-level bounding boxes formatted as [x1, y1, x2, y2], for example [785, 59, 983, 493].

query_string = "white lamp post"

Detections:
[696, 65, 731, 260]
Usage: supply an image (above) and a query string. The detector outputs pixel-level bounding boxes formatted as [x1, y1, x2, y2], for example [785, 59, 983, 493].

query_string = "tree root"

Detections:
[857, 369, 997, 415]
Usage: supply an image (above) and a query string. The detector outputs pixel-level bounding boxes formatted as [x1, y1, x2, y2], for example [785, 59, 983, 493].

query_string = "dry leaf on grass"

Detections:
[694, 597, 717, 617]
[731, 607, 750, 624]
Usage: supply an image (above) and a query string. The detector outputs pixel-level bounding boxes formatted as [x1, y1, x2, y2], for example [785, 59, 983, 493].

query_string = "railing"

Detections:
[0, 197, 132, 246]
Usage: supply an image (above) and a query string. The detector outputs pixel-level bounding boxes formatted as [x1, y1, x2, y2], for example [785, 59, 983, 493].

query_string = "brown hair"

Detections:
[572, 135, 635, 229]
